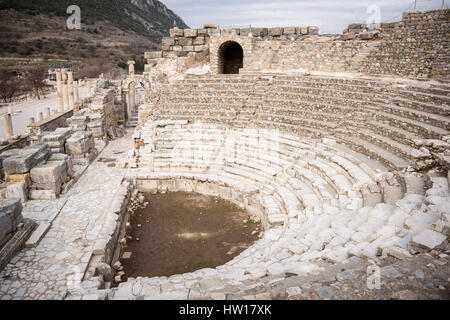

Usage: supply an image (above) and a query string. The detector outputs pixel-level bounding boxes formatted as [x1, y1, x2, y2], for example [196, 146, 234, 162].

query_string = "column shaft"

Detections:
[56, 70, 64, 113]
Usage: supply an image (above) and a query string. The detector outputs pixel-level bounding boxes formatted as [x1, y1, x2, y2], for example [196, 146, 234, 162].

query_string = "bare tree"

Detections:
[24, 67, 49, 100]
[0, 69, 20, 103]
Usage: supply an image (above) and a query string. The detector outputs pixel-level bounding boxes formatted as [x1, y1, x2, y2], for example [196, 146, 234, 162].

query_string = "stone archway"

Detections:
[218, 41, 244, 74]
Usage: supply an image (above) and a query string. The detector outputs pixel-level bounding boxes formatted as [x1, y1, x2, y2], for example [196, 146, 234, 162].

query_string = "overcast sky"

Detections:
[162, 0, 446, 34]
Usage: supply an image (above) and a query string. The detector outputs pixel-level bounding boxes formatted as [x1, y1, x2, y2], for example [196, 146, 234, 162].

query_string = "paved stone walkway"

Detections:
[0, 132, 132, 300]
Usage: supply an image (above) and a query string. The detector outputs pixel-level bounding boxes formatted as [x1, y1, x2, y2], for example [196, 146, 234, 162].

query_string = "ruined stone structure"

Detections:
[0, 9, 448, 301]
[148, 10, 449, 79]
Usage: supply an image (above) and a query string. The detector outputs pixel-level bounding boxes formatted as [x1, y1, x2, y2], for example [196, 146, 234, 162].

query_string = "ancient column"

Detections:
[129, 82, 136, 113]
[44, 107, 50, 119]
[3, 113, 13, 140]
[56, 69, 64, 113]
[61, 69, 70, 111]
[74, 81, 80, 104]
[128, 61, 135, 76]
[37, 112, 43, 122]
[68, 70, 75, 109]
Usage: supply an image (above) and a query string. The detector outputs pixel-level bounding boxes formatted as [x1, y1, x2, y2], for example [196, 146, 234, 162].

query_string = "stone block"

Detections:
[2, 144, 52, 174]
[178, 37, 193, 46]
[307, 26, 319, 35]
[193, 37, 205, 45]
[169, 28, 184, 37]
[197, 29, 208, 36]
[207, 29, 220, 36]
[28, 189, 56, 200]
[268, 27, 283, 36]
[296, 27, 308, 35]
[4, 173, 31, 188]
[194, 45, 208, 52]
[25, 222, 50, 248]
[30, 161, 65, 194]
[65, 131, 94, 157]
[6, 183, 27, 203]
[241, 28, 268, 37]
[162, 37, 175, 46]
[283, 27, 297, 35]
[359, 30, 379, 40]
[184, 29, 198, 37]
[183, 46, 194, 52]
[67, 116, 88, 131]
[409, 229, 446, 253]
[0, 198, 23, 245]
[203, 24, 217, 29]
[145, 51, 163, 60]
[49, 153, 73, 179]
[341, 32, 356, 40]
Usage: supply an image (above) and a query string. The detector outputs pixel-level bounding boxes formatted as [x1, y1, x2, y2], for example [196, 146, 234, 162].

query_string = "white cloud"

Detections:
[162, 0, 445, 33]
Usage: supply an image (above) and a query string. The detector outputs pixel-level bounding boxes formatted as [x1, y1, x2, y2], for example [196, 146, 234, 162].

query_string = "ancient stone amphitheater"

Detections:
[0, 9, 449, 300]
[118, 9, 450, 300]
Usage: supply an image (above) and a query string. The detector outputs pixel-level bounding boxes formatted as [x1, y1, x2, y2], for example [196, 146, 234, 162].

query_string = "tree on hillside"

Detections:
[0, 69, 20, 103]
[24, 67, 49, 100]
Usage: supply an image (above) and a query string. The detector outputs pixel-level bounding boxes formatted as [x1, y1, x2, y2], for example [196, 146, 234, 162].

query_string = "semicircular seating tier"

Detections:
[113, 73, 450, 299]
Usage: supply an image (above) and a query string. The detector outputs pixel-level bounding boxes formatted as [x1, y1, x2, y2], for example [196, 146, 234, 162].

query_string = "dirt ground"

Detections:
[120, 192, 261, 279]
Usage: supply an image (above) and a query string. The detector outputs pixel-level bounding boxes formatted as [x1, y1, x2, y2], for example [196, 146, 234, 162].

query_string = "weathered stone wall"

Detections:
[356, 10, 449, 78]
[27, 110, 74, 142]
[145, 9, 449, 80]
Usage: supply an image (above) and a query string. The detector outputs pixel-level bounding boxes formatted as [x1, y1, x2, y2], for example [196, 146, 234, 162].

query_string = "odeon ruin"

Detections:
[0, 9, 449, 300]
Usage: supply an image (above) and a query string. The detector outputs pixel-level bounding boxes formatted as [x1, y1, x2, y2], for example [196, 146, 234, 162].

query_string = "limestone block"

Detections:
[67, 115, 88, 131]
[203, 24, 217, 29]
[178, 37, 193, 46]
[49, 153, 73, 179]
[359, 30, 379, 40]
[162, 37, 175, 46]
[307, 26, 319, 35]
[409, 229, 446, 253]
[194, 45, 208, 52]
[268, 27, 283, 36]
[65, 131, 94, 157]
[28, 189, 56, 200]
[193, 37, 205, 45]
[30, 161, 65, 194]
[6, 183, 27, 203]
[2, 144, 52, 174]
[296, 26, 308, 35]
[4, 173, 31, 188]
[172, 46, 183, 52]
[207, 29, 220, 36]
[183, 46, 194, 52]
[0, 198, 23, 245]
[241, 28, 268, 37]
[145, 51, 163, 60]
[283, 27, 297, 35]
[341, 32, 356, 40]
[184, 29, 198, 37]
[169, 28, 184, 37]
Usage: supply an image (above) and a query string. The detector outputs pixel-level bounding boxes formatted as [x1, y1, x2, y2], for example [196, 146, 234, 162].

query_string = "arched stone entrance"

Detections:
[218, 41, 244, 74]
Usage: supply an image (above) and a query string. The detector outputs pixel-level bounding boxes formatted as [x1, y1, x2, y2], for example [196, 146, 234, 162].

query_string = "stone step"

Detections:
[358, 130, 415, 162]
[376, 102, 450, 130]
[340, 136, 410, 170]
[373, 110, 449, 139]
[24, 222, 51, 248]
[368, 121, 421, 147]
